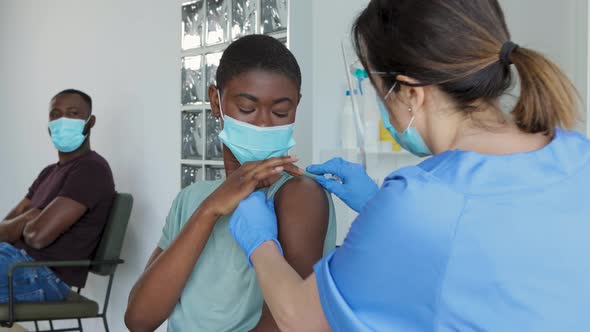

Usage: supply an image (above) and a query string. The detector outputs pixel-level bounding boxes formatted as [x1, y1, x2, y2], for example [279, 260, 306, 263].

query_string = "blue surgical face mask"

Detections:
[378, 84, 433, 157]
[217, 90, 296, 164]
[48, 117, 89, 153]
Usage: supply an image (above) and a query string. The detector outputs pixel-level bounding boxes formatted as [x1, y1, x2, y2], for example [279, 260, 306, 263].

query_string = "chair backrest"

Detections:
[91, 193, 133, 276]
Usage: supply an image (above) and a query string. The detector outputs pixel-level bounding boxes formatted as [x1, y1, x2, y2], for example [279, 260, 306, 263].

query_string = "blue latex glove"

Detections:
[307, 157, 379, 213]
[229, 191, 284, 267]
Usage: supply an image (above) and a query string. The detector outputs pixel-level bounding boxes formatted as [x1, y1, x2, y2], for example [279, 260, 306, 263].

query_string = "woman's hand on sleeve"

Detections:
[202, 156, 303, 217]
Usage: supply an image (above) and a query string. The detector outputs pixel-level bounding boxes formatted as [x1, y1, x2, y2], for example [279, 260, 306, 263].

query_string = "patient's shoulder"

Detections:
[277, 175, 327, 199]
[176, 180, 223, 207]
[274, 176, 332, 273]
[275, 175, 329, 219]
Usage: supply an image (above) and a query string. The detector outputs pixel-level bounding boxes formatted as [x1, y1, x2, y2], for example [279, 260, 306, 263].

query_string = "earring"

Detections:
[408, 108, 413, 112]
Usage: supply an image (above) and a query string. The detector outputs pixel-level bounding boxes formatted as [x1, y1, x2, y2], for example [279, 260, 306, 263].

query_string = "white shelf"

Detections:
[182, 42, 229, 58]
[182, 104, 211, 111]
[181, 159, 225, 167]
[266, 30, 288, 41]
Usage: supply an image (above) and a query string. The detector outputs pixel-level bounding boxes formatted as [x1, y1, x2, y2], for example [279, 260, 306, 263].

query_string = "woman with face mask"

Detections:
[125, 35, 336, 332]
[227, 1, 590, 331]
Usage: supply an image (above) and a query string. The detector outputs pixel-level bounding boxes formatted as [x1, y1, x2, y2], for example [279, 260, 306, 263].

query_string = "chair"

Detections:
[0, 193, 134, 332]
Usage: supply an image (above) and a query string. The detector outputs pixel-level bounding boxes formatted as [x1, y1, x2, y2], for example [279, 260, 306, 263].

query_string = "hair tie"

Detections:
[500, 41, 519, 66]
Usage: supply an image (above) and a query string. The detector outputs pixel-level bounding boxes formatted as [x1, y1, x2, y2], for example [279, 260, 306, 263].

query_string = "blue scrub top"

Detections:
[314, 129, 590, 332]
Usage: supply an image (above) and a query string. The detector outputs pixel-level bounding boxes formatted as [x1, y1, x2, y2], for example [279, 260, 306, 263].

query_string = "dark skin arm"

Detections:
[3, 198, 32, 221]
[252, 176, 330, 332]
[125, 207, 218, 332]
[0, 198, 39, 243]
[0, 197, 86, 248]
[21, 197, 87, 249]
[125, 157, 302, 332]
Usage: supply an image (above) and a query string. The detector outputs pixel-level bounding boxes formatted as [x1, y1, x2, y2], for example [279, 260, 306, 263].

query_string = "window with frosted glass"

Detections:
[181, 164, 203, 188]
[180, 0, 289, 188]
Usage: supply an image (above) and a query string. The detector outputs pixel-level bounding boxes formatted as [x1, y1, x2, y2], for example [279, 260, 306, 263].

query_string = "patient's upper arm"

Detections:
[274, 176, 330, 277]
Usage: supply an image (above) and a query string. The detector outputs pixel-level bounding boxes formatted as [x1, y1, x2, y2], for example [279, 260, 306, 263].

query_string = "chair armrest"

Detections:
[7, 259, 124, 277]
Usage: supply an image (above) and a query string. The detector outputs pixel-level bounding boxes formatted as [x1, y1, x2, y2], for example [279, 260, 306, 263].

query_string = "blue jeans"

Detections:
[0, 243, 71, 303]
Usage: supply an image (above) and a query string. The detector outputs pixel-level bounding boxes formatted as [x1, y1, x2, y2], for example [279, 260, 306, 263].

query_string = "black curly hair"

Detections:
[216, 34, 301, 93]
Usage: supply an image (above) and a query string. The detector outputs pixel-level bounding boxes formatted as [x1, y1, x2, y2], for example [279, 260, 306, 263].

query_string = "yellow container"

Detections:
[379, 120, 402, 151]
[378, 120, 392, 142]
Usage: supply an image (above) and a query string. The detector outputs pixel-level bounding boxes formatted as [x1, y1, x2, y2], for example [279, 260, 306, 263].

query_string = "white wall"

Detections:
[499, 0, 589, 133]
[288, 0, 314, 166]
[0, 1, 181, 330]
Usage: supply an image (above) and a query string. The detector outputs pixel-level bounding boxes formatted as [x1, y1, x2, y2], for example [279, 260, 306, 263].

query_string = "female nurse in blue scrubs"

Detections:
[228, 0, 590, 331]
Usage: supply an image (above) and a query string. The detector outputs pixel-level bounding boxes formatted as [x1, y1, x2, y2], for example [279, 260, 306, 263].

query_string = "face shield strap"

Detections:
[371, 70, 426, 88]
[384, 82, 398, 101]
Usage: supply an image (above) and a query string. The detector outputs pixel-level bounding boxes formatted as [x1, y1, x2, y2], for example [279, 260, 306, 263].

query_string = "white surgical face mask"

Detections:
[216, 90, 296, 164]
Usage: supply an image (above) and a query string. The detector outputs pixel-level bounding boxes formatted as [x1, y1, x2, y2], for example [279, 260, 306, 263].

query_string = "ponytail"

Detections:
[511, 47, 578, 136]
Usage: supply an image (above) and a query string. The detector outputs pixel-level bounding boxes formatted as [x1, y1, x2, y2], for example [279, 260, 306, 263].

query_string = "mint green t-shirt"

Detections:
[159, 174, 337, 332]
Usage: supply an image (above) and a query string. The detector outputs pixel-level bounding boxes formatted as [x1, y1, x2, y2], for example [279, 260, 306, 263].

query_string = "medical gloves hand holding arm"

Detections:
[304, 82, 433, 212]
[229, 192, 283, 266]
[306, 158, 378, 213]
[229, 192, 330, 332]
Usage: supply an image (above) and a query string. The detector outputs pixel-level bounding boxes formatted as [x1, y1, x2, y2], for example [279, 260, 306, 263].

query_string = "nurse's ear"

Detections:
[208, 85, 222, 119]
[397, 75, 426, 113]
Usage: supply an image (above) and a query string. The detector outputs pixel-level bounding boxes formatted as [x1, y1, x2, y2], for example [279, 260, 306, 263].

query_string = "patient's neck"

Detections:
[223, 146, 241, 178]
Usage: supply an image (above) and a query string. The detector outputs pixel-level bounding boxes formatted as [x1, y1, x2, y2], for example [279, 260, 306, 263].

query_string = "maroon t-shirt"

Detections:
[14, 151, 115, 287]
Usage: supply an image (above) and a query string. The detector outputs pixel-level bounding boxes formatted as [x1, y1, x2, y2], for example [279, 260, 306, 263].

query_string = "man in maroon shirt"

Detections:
[0, 89, 115, 303]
